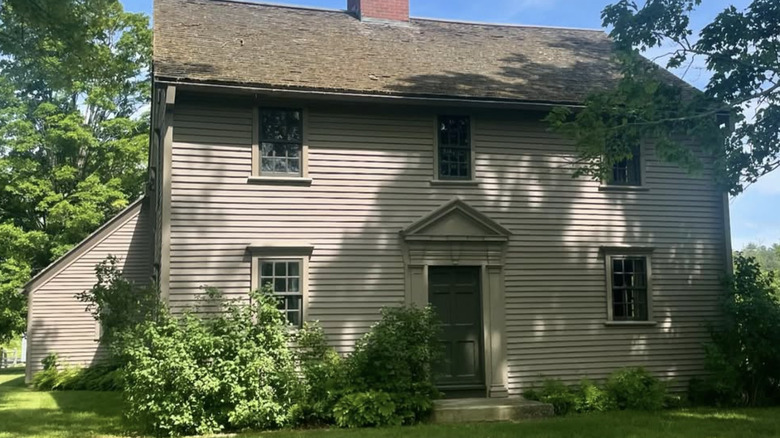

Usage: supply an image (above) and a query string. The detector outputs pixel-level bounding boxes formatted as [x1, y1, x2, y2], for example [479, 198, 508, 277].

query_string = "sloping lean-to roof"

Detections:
[22, 197, 147, 293]
[153, 0, 623, 104]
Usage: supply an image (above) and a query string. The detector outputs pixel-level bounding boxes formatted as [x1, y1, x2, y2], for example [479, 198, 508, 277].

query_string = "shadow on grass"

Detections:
[0, 370, 125, 438]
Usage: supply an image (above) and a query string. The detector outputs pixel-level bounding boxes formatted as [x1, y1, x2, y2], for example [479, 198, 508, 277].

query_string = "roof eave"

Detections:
[152, 76, 587, 110]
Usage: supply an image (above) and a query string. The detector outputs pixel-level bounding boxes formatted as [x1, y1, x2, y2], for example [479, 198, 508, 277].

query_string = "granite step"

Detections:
[431, 397, 554, 423]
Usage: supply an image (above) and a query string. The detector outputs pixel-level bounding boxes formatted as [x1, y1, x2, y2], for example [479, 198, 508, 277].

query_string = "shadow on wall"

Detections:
[308, 46, 717, 391]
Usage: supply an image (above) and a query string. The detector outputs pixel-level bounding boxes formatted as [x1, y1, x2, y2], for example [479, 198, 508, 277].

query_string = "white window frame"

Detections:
[602, 247, 656, 326]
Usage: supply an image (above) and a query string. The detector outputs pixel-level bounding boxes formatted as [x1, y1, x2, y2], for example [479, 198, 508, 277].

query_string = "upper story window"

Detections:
[259, 260, 303, 327]
[259, 108, 303, 176]
[604, 251, 654, 323]
[609, 145, 641, 186]
[437, 115, 472, 180]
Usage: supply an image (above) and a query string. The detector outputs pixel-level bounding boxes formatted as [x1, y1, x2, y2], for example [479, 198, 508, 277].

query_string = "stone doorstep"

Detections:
[430, 397, 555, 423]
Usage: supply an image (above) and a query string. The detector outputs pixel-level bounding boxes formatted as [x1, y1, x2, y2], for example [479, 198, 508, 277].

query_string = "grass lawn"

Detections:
[2, 368, 780, 438]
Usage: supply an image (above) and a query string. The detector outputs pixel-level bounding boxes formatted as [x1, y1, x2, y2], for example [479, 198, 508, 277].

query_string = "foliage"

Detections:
[0, 0, 151, 342]
[332, 391, 398, 428]
[294, 322, 347, 425]
[605, 367, 667, 411]
[699, 254, 780, 406]
[574, 379, 617, 413]
[346, 305, 442, 425]
[75, 256, 159, 350]
[524, 379, 578, 415]
[120, 288, 300, 437]
[546, 0, 779, 195]
[738, 243, 780, 292]
[33, 354, 124, 392]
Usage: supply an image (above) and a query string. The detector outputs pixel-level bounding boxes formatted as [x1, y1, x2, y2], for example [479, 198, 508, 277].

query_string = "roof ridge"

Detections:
[189, 0, 349, 15]
[412, 17, 606, 33]
[175, 0, 607, 32]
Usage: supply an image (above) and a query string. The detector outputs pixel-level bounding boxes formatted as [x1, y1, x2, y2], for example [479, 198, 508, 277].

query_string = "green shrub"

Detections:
[524, 379, 577, 415]
[346, 305, 442, 425]
[121, 288, 300, 437]
[41, 352, 58, 370]
[32, 367, 59, 390]
[333, 391, 398, 428]
[294, 322, 347, 425]
[699, 254, 780, 406]
[76, 256, 160, 354]
[574, 379, 616, 413]
[32, 361, 124, 391]
[605, 367, 666, 410]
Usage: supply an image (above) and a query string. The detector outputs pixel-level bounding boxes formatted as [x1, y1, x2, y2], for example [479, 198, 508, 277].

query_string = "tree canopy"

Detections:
[547, 0, 779, 195]
[0, 0, 151, 343]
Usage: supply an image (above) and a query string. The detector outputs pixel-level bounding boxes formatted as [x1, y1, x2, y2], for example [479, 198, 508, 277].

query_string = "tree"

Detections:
[0, 0, 151, 343]
[546, 0, 779, 195]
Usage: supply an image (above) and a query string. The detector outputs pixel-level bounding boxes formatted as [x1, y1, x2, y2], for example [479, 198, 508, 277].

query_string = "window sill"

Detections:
[430, 179, 481, 187]
[604, 320, 658, 327]
[598, 185, 649, 192]
[247, 176, 313, 186]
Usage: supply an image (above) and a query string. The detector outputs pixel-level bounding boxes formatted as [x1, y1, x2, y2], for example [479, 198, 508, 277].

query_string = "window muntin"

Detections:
[610, 256, 649, 321]
[437, 115, 471, 180]
[610, 145, 641, 185]
[259, 260, 302, 327]
[259, 109, 303, 176]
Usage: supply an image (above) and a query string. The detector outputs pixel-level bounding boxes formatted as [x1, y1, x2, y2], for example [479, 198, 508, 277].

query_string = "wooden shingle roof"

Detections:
[154, 0, 623, 104]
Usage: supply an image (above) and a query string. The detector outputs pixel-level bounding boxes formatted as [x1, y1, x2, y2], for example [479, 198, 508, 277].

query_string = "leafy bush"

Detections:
[605, 367, 666, 411]
[699, 254, 780, 406]
[346, 305, 442, 425]
[574, 379, 616, 413]
[121, 289, 300, 437]
[294, 322, 346, 425]
[32, 362, 124, 391]
[524, 379, 577, 415]
[333, 391, 398, 428]
[76, 256, 160, 352]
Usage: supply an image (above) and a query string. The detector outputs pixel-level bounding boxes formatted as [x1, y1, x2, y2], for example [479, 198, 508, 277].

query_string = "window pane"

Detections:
[261, 109, 302, 142]
[287, 296, 300, 310]
[274, 262, 287, 276]
[288, 158, 300, 173]
[288, 262, 300, 276]
[261, 262, 273, 277]
[613, 259, 623, 272]
[262, 157, 277, 172]
[288, 310, 301, 327]
[274, 278, 287, 292]
[610, 256, 649, 321]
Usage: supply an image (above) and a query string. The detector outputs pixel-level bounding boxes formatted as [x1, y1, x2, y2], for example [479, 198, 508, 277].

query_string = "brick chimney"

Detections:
[348, 0, 409, 22]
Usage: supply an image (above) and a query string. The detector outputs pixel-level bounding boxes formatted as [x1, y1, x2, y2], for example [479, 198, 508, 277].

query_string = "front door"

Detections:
[428, 266, 485, 396]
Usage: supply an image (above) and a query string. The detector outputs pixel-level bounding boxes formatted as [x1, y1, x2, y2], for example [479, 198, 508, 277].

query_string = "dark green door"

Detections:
[428, 266, 485, 395]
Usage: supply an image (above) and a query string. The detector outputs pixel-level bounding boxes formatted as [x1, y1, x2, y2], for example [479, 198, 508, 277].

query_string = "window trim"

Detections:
[602, 247, 656, 325]
[432, 114, 477, 183]
[250, 106, 310, 182]
[248, 243, 313, 329]
[600, 144, 646, 191]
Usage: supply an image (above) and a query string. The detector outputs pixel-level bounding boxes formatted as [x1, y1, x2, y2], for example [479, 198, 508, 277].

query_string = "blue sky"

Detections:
[123, 0, 779, 249]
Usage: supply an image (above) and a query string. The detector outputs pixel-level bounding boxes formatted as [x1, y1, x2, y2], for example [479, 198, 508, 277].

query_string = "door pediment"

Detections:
[401, 198, 511, 241]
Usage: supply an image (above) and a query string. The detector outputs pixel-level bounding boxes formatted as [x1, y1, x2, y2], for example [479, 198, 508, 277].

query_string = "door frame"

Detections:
[428, 265, 486, 395]
[399, 199, 512, 398]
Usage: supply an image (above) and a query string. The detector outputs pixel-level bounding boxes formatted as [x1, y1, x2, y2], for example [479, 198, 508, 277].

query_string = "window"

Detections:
[609, 145, 641, 186]
[259, 260, 303, 327]
[437, 115, 471, 180]
[259, 108, 303, 176]
[606, 254, 652, 322]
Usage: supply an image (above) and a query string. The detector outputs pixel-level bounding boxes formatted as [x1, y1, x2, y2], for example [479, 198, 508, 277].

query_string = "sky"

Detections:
[121, 0, 777, 250]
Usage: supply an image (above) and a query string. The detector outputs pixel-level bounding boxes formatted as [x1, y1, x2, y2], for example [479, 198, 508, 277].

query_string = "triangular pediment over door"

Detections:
[400, 198, 511, 242]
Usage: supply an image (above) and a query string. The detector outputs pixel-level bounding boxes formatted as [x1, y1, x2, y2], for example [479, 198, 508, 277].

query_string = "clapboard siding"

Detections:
[26, 203, 152, 378]
[168, 96, 727, 392]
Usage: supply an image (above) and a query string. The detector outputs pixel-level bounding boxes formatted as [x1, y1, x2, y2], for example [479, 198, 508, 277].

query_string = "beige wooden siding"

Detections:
[169, 95, 727, 393]
[26, 202, 151, 379]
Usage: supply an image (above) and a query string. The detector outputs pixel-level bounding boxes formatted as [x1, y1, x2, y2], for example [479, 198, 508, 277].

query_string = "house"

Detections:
[24, 0, 732, 398]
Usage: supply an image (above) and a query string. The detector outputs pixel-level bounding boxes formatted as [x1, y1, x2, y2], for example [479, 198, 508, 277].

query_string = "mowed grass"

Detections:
[2, 368, 780, 438]
[0, 369, 123, 438]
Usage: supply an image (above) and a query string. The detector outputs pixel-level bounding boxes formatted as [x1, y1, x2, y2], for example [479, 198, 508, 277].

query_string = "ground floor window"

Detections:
[604, 250, 654, 322]
[259, 260, 303, 327]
